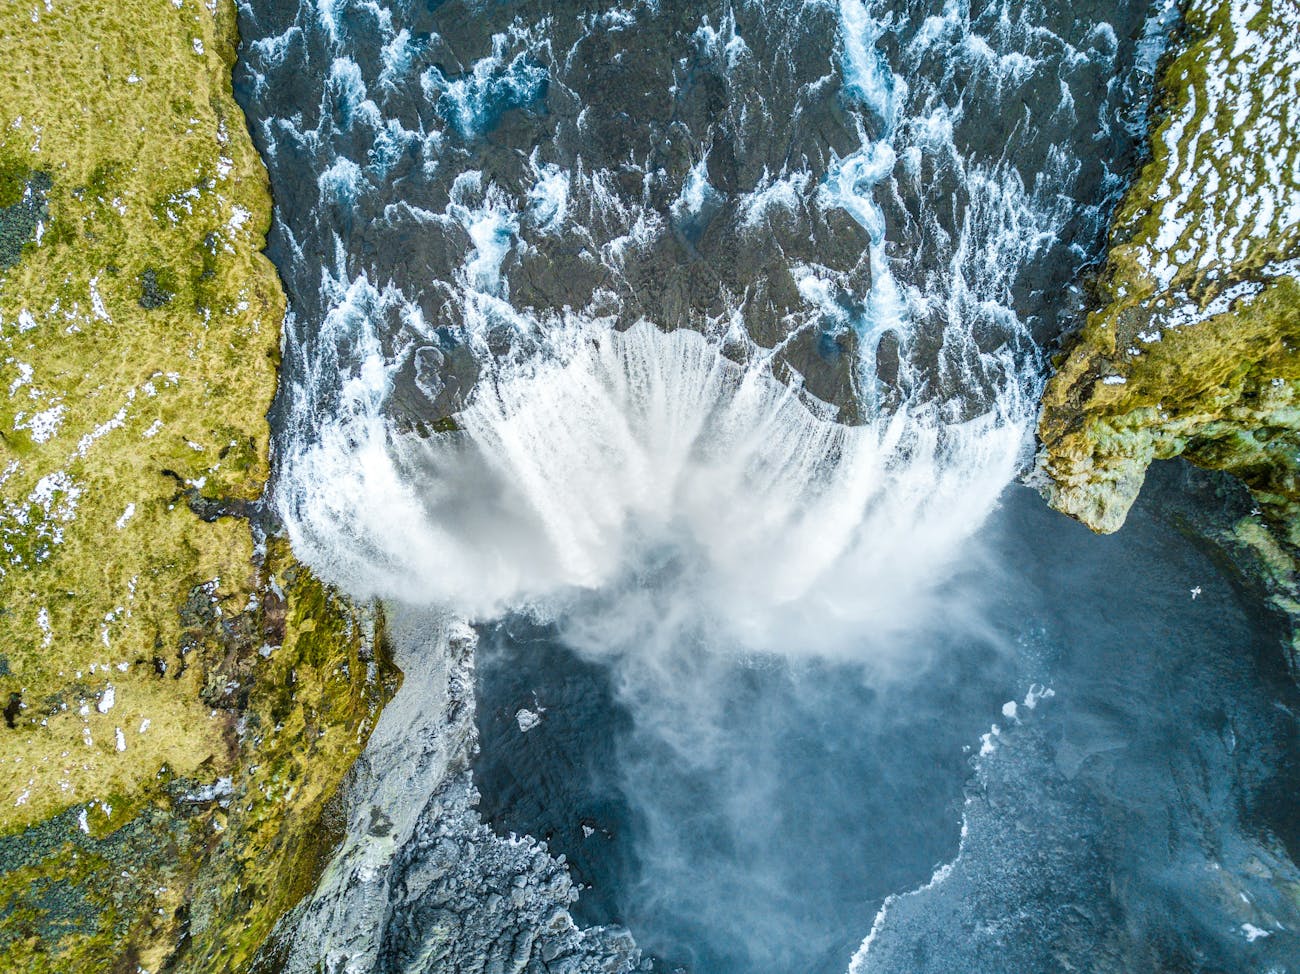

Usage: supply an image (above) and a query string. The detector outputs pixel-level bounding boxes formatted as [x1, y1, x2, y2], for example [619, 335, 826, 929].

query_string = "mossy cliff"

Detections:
[0, 0, 397, 969]
[1038, 0, 1300, 647]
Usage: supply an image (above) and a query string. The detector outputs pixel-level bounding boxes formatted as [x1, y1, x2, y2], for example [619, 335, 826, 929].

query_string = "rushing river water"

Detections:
[233, 0, 1300, 969]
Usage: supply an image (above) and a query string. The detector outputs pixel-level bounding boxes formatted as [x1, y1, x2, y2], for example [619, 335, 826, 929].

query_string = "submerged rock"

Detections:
[1039, 0, 1300, 654]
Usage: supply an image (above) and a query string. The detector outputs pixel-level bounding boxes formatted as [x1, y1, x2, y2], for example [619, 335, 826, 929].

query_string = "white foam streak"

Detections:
[821, 0, 913, 407]
[526, 152, 570, 233]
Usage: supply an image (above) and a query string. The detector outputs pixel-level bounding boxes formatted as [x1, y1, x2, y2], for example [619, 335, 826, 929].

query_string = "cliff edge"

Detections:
[0, 1, 397, 969]
[1039, 0, 1300, 649]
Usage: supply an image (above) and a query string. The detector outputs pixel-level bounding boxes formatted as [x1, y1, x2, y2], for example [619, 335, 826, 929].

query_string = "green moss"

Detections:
[1039, 0, 1300, 654]
[0, 802, 190, 971]
[175, 540, 399, 972]
[0, 160, 32, 209]
[0, 538, 397, 971]
[0, 0, 401, 966]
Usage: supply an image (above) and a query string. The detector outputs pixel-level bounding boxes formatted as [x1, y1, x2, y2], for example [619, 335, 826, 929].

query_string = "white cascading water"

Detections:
[274, 0, 1064, 648]
[284, 318, 1026, 649]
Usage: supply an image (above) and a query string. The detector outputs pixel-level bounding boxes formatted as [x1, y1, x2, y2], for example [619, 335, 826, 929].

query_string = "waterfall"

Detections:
[266, 0, 1111, 638]
[233, 0, 1159, 968]
[282, 317, 1025, 645]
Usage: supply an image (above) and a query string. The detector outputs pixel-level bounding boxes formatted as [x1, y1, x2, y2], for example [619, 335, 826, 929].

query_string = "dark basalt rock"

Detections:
[0, 168, 50, 270]
[138, 267, 175, 309]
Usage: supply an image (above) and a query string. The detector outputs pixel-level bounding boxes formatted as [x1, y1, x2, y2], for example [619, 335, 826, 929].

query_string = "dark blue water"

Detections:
[474, 469, 1300, 973]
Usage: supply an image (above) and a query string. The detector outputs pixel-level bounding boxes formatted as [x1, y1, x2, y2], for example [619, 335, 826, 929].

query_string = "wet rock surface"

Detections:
[236, 0, 1148, 435]
[270, 612, 642, 974]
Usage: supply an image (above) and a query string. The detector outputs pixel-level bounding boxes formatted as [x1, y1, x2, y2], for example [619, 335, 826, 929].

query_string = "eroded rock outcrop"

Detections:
[1039, 0, 1300, 647]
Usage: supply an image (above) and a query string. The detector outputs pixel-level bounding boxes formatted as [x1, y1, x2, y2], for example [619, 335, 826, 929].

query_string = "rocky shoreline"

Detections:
[264, 610, 642, 974]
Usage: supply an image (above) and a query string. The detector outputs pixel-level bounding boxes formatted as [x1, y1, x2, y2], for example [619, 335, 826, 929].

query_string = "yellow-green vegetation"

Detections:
[0, 541, 395, 971]
[0, 0, 397, 969]
[1039, 0, 1300, 641]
